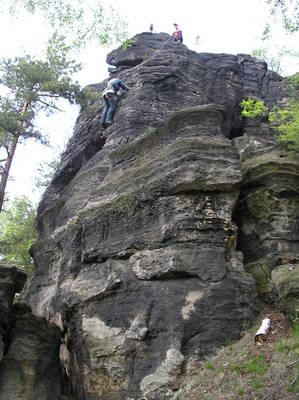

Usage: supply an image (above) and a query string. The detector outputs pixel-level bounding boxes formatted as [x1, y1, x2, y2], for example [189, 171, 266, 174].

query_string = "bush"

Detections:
[240, 98, 268, 119]
[121, 38, 135, 51]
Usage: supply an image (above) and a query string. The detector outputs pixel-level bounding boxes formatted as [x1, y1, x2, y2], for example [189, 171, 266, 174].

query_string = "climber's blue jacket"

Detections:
[102, 78, 128, 98]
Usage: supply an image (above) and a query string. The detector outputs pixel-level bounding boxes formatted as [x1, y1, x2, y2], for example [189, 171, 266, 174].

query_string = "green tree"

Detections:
[251, 19, 298, 75]
[0, 49, 86, 212]
[265, 0, 299, 33]
[240, 74, 299, 152]
[240, 98, 268, 118]
[2, 0, 128, 50]
[0, 196, 37, 274]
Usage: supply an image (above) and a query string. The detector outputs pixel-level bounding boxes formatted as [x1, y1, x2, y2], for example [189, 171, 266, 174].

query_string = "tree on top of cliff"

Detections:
[2, 0, 128, 51]
[0, 46, 91, 212]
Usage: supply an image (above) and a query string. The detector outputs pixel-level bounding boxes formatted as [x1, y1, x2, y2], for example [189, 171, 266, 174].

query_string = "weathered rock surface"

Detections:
[0, 264, 65, 400]
[233, 121, 299, 309]
[0, 263, 26, 363]
[272, 263, 299, 315]
[0, 305, 63, 400]
[19, 32, 298, 399]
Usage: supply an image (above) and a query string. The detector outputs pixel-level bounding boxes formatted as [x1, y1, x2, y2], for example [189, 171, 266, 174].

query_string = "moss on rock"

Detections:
[271, 264, 299, 317]
[246, 189, 278, 221]
[246, 260, 272, 296]
[110, 104, 224, 166]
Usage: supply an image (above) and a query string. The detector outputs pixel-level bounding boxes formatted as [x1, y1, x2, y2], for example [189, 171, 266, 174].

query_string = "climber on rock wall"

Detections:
[100, 77, 129, 128]
[172, 23, 183, 44]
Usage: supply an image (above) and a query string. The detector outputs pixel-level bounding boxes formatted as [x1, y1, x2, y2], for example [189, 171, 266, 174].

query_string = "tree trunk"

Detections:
[0, 100, 30, 213]
[0, 135, 19, 212]
[255, 318, 271, 345]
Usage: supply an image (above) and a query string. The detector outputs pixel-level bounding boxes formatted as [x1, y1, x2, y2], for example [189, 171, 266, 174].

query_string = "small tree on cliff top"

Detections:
[0, 48, 84, 212]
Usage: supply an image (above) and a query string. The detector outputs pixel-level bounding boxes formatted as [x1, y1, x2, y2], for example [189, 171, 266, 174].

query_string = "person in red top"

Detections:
[172, 23, 183, 44]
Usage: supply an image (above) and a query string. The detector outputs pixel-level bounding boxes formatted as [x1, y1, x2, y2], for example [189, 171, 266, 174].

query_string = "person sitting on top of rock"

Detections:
[100, 77, 129, 128]
[172, 23, 183, 44]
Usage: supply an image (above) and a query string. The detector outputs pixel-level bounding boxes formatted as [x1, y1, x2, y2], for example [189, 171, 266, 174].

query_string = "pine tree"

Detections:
[0, 50, 83, 212]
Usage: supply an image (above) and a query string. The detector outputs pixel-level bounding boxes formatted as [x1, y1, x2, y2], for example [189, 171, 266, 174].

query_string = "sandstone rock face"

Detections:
[0, 264, 64, 400]
[22, 33, 298, 399]
[0, 307, 63, 400]
[0, 263, 26, 363]
[233, 121, 299, 308]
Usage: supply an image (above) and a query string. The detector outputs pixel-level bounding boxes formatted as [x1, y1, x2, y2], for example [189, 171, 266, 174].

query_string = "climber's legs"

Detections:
[105, 97, 117, 124]
[100, 97, 110, 126]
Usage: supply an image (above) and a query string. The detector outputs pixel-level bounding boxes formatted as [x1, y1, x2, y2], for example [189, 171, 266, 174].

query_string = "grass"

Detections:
[204, 361, 214, 370]
[245, 354, 267, 375]
[236, 386, 244, 396]
[174, 308, 299, 400]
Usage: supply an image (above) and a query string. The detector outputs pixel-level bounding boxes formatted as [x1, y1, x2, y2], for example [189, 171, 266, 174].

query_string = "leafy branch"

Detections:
[3, 0, 128, 51]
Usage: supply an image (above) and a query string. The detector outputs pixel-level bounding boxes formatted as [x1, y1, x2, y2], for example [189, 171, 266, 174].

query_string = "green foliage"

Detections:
[257, 3, 299, 76]
[289, 72, 299, 87]
[3, 0, 128, 50]
[229, 354, 267, 376]
[271, 73, 299, 151]
[236, 386, 244, 396]
[245, 354, 267, 375]
[229, 363, 242, 372]
[269, 99, 299, 151]
[203, 361, 214, 370]
[0, 52, 82, 147]
[265, 0, 299, 33]
[121, 38, 135, 51]
[176, 315, 299, 399]
[1, 52, 82, 102]
[252, 378, 263, 389]
[0, 196, 37, 274]
[251, 46, 294, 75]
[240, 98, 268, 119]
[0, 50, 94, 209]
[0, 97, 36, 146]
[261, 23, 271, 41]
[77, 86, 102, 111]
[34, 153, 60, 190]
[275, 322, 299, 353]
[274, 322, 299, 394]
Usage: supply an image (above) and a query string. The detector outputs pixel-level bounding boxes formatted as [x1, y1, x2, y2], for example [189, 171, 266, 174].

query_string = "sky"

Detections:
[0, 0, 298, 205]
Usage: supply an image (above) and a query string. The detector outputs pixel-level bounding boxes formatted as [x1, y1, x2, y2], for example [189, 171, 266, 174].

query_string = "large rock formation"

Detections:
[16, 33, 298, 399]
